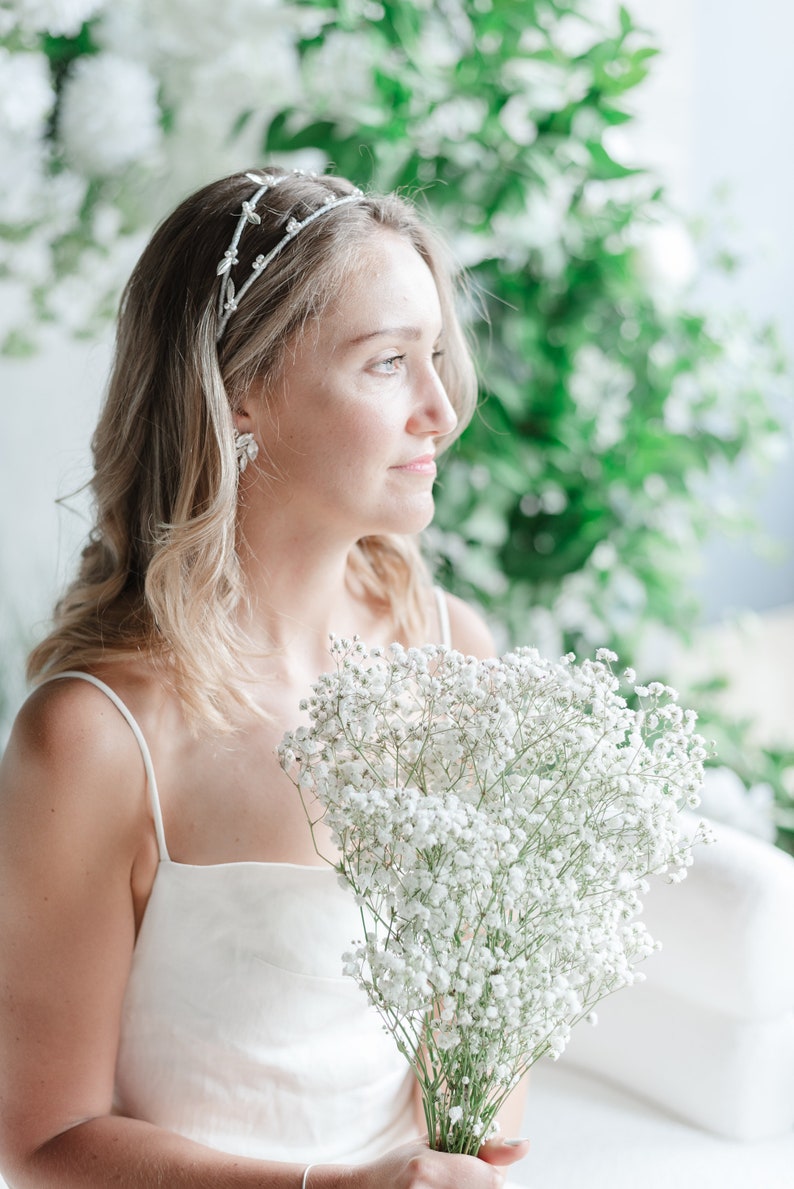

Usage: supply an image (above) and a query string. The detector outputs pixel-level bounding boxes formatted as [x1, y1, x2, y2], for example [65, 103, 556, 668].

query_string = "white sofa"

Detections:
[511, 816, 794, 1188]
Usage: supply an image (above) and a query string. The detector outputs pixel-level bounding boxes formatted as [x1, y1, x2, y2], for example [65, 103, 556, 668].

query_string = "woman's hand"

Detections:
[345, 1135, 530, 1188]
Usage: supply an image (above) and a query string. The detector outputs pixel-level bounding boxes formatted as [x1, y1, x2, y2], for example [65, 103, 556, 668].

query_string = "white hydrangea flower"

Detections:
[280, 639, 708, 1154]
[0, 47, 54, 138]
[302, 29, 380, 123]
[203, 33, 301, 112]
[138, 0, 288, 59]
[92, 1, 152, 63]
[5, 220, 42, 272]
[159, 32, 301, 194]
[0, 134, 48, 224]
[58, 52, 162, 175]
[9, 0, 105, 36]
[43, 227, 144, 333]
[46, 166, 87, 230]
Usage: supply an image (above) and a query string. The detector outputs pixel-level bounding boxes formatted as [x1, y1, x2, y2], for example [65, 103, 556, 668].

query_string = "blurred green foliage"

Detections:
[265, 0, 786, 663]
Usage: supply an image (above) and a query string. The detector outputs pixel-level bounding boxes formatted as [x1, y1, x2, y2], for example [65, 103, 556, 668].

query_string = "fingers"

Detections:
[477, 1136, 531, 1167]
[409, 1150, 508, 1187]
[364, 1138, 521, 1187]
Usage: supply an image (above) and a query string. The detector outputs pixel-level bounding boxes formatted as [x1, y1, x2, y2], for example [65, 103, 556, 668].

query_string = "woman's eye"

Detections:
[374, 355, 405, 374]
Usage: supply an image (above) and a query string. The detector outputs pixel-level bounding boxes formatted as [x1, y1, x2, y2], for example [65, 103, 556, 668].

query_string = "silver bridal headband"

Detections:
[215, 170, 364, 340]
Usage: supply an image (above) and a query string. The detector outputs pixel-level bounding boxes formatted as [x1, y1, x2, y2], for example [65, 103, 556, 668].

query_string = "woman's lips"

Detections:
[391, 454, 437, 476]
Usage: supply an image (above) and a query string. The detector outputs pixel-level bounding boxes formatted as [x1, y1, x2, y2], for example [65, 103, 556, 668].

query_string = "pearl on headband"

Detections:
[215, 170, 364, 340]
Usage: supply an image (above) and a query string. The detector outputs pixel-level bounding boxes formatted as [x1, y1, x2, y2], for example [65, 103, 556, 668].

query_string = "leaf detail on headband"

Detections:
[214, 171, 364, 341]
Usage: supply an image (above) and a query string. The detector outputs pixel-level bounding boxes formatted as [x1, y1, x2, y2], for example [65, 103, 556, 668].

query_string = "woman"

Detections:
[0, 167, 529, 1187]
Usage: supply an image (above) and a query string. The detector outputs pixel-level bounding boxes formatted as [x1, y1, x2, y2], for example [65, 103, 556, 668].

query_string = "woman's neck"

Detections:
[234, 508, 375, 668]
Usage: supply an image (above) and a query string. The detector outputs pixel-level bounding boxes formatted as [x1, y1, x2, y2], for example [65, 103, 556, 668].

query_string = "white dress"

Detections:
[9, 595, 526, 1183]
[48, 669, 419, 1166]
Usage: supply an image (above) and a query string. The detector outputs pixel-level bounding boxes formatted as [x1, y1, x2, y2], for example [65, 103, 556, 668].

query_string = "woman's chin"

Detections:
[386, 501, 436, 538]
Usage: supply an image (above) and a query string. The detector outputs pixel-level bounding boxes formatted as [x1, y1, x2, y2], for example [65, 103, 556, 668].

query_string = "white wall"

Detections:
[0, 304, 110, 714]
[0, 308, 110, 632]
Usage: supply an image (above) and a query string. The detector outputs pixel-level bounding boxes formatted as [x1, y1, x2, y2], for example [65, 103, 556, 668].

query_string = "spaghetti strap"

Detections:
[433, 585, 451, 648]
[43, 671, 171, 862]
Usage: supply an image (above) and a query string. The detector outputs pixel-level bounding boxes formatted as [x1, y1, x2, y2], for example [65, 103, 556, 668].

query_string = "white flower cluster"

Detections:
[0, 0, 307, 346]
[9, 0, 104, 37]
[0, 47, 55, 226]
[280, 639, 709, 1153]
[121, 0, 305, 199]
[58, 52, 162, 176]
[0, 43, 90, 335]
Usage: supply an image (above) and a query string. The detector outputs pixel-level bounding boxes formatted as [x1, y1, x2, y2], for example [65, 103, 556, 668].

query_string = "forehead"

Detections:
[321, 229, 443, 341]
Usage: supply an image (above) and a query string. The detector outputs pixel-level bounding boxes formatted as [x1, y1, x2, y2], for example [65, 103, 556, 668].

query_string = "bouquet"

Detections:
[278, 639, 710, 1155]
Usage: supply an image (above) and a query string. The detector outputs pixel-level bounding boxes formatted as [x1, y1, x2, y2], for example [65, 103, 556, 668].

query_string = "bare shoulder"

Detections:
[6, 673, 143, 780]
[0, 674, 149, 858]
[441, 592, 497, 660]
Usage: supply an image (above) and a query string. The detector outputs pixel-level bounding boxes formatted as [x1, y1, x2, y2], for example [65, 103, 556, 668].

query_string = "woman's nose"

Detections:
[408, 363, 458, 437]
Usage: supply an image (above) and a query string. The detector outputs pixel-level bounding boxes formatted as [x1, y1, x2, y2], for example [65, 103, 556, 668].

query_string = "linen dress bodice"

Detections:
[48, 670, 418, 1166]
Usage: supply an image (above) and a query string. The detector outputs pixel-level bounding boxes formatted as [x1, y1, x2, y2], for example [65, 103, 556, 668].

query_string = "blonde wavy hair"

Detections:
[28, 167, 478, 729]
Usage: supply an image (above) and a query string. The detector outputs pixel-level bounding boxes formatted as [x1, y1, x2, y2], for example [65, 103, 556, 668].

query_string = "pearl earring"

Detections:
[234, 430, 259, 474]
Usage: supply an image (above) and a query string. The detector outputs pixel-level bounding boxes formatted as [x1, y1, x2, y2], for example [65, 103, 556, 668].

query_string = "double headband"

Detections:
[215, 170, 364, 340]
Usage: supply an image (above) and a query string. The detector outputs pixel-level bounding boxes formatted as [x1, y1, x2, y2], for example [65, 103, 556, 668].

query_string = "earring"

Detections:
[234, 430, 259, 474]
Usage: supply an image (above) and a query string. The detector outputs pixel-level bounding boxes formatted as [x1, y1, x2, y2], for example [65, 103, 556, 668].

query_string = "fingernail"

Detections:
[504, 1138, 529, 1147]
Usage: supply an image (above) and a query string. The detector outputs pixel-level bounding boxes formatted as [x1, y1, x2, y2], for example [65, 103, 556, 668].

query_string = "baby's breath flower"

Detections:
[279, 641, 708, 1156]
[595, 646, 618, 662]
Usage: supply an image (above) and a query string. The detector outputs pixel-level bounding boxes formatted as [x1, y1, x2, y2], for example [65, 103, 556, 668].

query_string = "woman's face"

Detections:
[246, 229, 458, 542]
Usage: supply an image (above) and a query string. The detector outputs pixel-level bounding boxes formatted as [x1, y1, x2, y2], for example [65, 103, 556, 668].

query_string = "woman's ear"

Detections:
[233, 407, 255, 436]
[232, 377, 269, 436]
[232, 395, 260, 439]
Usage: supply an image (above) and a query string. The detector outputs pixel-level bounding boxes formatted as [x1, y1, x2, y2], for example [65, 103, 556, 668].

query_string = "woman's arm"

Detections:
[0, 680, 522, 1189]
[0, 681, 293, 1188]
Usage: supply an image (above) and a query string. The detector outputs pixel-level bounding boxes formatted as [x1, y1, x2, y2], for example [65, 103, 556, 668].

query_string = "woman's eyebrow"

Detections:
[347, 325, 424, 345]
[346, 325, 446, 346]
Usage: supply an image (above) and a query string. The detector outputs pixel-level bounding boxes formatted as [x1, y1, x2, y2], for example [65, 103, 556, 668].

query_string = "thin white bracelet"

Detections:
[301, 1164, 315, 1189]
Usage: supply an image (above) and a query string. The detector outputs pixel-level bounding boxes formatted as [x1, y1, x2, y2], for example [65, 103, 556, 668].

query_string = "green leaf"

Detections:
[618, 6, 634, 36]
[586, 140, 642, 179]
[231, 108, 255, 140]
